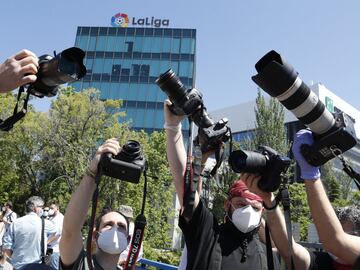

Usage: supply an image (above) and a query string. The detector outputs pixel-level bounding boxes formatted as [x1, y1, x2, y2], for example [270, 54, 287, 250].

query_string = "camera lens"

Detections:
[155, 69, 188, 106]
[228, 150, 267, 173]
[252, 50, 335, 135]
[118, 140, 142, 161]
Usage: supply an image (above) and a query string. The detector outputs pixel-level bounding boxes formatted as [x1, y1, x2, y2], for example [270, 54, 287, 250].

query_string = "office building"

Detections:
[71, 26, 196, 133]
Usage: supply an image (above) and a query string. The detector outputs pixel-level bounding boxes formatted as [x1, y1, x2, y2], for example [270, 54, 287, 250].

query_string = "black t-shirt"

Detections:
[59, 250, 106, 270]
[179, 200, 269, 270]
[308, 251, 353, 270]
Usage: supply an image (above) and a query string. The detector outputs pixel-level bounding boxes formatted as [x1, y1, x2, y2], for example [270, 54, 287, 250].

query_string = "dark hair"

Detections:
[6, 201, 13, 209]
[95, 210, 130, 235]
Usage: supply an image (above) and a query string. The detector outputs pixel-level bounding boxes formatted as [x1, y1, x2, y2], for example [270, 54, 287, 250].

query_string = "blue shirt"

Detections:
[3, 212, 57, 269]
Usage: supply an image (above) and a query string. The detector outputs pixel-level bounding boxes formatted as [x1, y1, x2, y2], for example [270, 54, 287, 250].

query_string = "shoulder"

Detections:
[60, 249, 87, 270]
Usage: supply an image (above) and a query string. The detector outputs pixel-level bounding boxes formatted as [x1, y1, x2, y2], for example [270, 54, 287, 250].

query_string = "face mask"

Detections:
[48, 209, 55, 216]
[1, 207, 5, 212]
[97, 226, 128, 255]
[43, 211, 49, 217]
[231, 205, 261, 233]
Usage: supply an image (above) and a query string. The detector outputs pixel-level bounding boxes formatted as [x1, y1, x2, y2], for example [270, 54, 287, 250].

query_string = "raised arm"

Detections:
[243, 173, 311, 270]
[292, 129, 360, 265]
[164, 100, 200, 211]
[60, 139, 120, 266]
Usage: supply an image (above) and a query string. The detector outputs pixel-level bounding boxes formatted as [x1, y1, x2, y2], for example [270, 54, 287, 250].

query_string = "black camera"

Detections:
[156, 69, 231, 152]
[252, 50, 357, 166]
[28, 47, 86, 98]
[229, 146, 291, 192]
[101, 140, 146, 183]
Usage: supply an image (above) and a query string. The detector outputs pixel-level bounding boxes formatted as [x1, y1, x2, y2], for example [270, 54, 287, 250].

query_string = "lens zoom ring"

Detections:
[298, 100, 325, 125]
[281, 82, 311, 110]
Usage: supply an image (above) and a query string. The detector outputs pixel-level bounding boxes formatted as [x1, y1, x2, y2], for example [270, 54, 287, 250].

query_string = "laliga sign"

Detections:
[111, 13, 169, 28]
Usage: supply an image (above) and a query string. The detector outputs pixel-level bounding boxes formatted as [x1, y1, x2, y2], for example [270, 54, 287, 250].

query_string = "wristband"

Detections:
[263, 199, 278, 212]
[85, 167, 97, 179]
[164, 123, 182, 132]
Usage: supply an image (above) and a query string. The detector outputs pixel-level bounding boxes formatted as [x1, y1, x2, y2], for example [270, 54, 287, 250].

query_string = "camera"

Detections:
[156, 69, 231, 152]
[229, 146, 291, 192]
[28, 47, 86, 98]
[101, 140, 146, 183]
[252, 50, 357, 166]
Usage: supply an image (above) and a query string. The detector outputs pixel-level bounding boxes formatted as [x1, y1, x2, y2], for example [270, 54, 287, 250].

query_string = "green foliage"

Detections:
[288, 183, 311, 241]
[143, 242, 181, 267]
[0, 87, 176, 251]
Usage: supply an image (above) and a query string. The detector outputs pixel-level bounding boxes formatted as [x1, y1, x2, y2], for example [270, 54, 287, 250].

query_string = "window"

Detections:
[140, 65, 150, 77]
[162, 37, 171, 52]
[106, 36, 117, 52]
[180, 38, 191, 54]
[132, 64, 140, 76]
[103, 59, 113, 75]
[88, 36, 96, 51]
[93, 58, 104, 73]
[171, 38, 180, 53]
[111, 65, 121, 75]
[143, 37, 152, 53]
[95, 37, 106, 51]
[126, 41, 133, 53]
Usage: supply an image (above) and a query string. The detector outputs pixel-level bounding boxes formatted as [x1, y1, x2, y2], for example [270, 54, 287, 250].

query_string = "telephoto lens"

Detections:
[252, 50, 357, 166]
[155, 69, 203, 116]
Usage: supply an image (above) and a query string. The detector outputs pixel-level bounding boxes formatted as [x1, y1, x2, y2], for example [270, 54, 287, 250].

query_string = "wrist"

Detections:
[164, 122, 182, 132]
[85, 167, 97, 179]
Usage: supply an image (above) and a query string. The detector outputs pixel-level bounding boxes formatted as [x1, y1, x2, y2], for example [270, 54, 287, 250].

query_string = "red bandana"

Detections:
[228, 180, 263, 202]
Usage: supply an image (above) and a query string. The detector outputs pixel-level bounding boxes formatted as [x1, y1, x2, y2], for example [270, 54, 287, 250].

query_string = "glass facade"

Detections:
[71, 26, 196, 133]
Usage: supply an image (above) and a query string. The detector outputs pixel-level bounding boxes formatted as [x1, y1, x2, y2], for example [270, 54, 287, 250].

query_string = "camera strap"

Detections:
[124, 170, 148, 270]
[0, 86, 30, 131]
[182, 119, 195, 219]
[86, 166, 102, 270]
[265, 222, 274, 270]
[336, 152, 360, 190]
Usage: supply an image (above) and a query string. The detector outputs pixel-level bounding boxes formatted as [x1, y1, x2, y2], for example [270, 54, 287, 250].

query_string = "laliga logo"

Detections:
[111, 13, 129, 27]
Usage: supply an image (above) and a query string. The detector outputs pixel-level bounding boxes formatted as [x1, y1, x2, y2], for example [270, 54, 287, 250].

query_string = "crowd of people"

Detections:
[1, 49, 360, 270]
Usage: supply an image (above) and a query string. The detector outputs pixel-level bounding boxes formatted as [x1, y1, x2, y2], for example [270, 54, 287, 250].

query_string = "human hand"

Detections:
[292, 129, 320, 180]
[242, 173, 272, 203]
[89, 138, 121, 174]
[0, 49, 39, 93]
[163, 99, 186, 127]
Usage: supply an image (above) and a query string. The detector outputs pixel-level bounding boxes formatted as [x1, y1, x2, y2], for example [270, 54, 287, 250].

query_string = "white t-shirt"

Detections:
[48, 212, 64, 252]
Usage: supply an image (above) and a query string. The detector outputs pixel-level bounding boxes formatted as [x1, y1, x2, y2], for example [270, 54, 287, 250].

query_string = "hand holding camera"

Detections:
[88, 138, 121, 175]
[163, 99, 186, 130]
[292, 129, 320, 180]
[0, 49, 39, 93]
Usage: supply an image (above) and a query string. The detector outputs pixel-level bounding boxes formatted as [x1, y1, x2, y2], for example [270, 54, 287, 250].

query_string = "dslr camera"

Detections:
[101, 140, 146, 183]
[28, 47, 86, 97]
[252, 50, 357, 166]
[0, 47, 86, 132]
[229, 146, 291, 192]
[156, 69, 231, 152]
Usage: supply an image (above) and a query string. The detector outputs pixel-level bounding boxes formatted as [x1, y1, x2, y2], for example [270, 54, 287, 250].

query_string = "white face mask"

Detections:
[48, 209, 55, 216]
[231, 205, 261, 233]
[97, 226, 128, 255]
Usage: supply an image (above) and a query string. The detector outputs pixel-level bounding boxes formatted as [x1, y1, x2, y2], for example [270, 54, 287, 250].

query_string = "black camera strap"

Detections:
[333, 149, 360, 190]
[183, 119, 200, 220]
[86, 166, 102, 270]
[265, 222, 274, 270]
[0, 86, 30, 131]
[124, 170, 148, 270]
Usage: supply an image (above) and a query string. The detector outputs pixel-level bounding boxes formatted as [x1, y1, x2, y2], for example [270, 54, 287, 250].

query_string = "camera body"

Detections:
[252, 50, 357, 166]
[156, 69, 231, 151]
[28, 47, 86, 98]
[229, 146, 291, 192]
[301, 112, 357, 166]
[101, 140, 146, 183]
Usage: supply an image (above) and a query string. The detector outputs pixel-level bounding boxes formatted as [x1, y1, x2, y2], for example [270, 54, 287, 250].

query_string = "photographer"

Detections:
[292, 129, 360, 268]
[0, 50, 39, 93]
[164, 100, 278, 269]
[59, 139, 131, 270]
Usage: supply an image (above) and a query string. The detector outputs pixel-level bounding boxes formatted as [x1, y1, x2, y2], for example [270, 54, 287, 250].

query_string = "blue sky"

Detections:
[1, 0, 360, 112]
